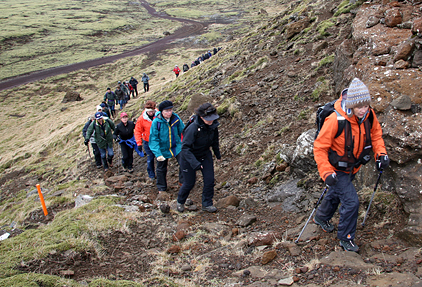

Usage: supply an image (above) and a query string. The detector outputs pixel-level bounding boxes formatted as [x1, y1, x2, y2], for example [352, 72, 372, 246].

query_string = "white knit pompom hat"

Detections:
[345, 78, 371, 109]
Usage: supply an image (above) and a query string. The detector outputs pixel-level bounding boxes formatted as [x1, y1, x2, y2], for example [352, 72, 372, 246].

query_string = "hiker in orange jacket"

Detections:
[313, 78, 389, 252]
[134, 100, 157, 180]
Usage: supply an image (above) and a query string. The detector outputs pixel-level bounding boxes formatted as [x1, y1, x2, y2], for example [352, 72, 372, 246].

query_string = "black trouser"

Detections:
[120, 142, 134, 169]
[143, 82, 149, 92]
[156, 153, 183, 191]
[91, 143, 102, 167]
[178, 150, 215, 207]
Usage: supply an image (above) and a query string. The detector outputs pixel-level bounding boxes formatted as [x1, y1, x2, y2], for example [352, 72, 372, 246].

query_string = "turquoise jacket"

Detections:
[149, 112, 184, 158]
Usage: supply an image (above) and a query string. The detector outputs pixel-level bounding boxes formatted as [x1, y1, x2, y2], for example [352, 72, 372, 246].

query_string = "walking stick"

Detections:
[86, 144, 92, 159]
[361, 170, 383, 227]
[295, 185, 328, 243]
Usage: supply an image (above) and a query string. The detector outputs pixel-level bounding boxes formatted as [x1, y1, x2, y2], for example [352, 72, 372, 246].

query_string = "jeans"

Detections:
[177, 150, 215, 207]
[120, 142, 133, 169]
[316, 171, 359, 241]
[143, 82, 149, 92]
[119, 100, 124, 110]
[99, 144, 114, 170]
[142, 140, 155, 178]
[156, 152, 183, 191]
[91, 142, 102, 167]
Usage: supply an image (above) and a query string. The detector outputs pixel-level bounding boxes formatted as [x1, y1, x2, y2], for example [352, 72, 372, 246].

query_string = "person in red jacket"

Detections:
[313, 78, 389, 252]
[173, 65, 181, 78]
[134, 100, 157, 180]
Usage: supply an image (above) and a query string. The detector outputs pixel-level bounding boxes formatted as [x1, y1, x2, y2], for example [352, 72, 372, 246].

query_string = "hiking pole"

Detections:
[361, 170, 383, 227]
[295, 185, 328, 243]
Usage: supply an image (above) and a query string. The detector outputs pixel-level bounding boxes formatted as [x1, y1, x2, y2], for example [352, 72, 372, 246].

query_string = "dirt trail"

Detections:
[0, 0, 208, 91]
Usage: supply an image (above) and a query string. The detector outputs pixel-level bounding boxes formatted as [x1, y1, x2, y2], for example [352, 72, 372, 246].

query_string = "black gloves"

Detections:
[325, 173, 338, 187]
[376, 155, 390, 171]
[84, 139, 89, 146]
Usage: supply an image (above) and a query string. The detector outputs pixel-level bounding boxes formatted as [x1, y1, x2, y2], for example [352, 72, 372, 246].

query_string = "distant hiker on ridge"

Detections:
[183, 63, 189, 73]
[173, 65, 181, 78]
[313, 78, 389, 252]
[142, 73, 150, 93]
[129, 76, 139, 97]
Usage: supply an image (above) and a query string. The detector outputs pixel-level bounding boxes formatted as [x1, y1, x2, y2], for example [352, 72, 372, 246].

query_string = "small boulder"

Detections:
[391, 95, 412, 110]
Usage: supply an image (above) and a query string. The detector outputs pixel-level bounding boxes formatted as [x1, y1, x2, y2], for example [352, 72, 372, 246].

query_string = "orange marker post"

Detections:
[36, 184, 48, 216]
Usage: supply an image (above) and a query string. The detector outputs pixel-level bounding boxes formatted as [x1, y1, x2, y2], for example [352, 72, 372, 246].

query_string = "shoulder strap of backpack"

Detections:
[334, 110, 346, 138]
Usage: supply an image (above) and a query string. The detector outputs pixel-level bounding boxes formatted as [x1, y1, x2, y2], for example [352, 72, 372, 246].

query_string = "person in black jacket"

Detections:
[114, 112, 136, 173]
[129, 77, 138, 97]
[177, 103, 221, 213]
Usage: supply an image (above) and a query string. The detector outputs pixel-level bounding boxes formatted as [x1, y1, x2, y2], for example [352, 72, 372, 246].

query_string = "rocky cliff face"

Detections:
[165, 0, 422, 240]
[333, 1, 422, 241]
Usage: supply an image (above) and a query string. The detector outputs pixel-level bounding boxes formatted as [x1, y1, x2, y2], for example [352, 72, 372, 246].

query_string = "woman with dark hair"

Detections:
[177, 103, 221, 213]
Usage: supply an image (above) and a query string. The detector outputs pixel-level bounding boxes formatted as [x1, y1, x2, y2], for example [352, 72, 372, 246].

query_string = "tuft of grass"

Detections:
[334, 0, 364, 17]
[317, 54, 335, 70]
[316, 19, 335, 37]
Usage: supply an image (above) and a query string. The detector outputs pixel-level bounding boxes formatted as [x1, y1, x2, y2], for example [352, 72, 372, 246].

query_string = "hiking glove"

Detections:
[84, 139, 89, 146]
[376, 155, 390, 171]
[325, 173, 338, 186]
[157, 156, 165, 161]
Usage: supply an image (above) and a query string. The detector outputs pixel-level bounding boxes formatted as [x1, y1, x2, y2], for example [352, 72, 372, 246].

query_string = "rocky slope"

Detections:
[1, 0, 422, 286]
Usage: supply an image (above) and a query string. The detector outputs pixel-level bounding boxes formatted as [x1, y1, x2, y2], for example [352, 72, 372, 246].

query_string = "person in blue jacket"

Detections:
[176, 103, 221, 213]
[149, 100, 184, 192]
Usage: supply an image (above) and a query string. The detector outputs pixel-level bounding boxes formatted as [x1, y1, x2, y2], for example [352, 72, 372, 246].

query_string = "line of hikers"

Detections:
[84, 75, 392, 251]
[103, 74, 150, 117]
[173, 47, 222, 78]
[83, 100, 222, 213]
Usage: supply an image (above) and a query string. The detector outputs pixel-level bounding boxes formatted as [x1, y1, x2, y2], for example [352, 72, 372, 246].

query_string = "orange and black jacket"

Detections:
[314, 96, 387, 182]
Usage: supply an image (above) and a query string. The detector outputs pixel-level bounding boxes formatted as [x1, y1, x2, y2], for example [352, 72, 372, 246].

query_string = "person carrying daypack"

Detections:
[85, 112, 116, 171]
[82, 114, 102, 169]
[313, 78, 390, 252]
[176, 103, 221, 213]
[149, 100, 185, 192]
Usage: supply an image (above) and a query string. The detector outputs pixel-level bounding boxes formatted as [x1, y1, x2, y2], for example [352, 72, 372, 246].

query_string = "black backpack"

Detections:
[315, 99, 345, 140]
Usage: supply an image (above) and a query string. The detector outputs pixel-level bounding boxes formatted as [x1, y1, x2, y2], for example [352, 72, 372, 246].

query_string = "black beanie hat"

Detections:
[159, 100, 173, 112]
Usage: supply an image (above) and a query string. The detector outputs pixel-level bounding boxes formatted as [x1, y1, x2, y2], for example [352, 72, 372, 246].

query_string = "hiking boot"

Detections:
[96, 165, 102, 169]
[109, 162, 114, 168]
[202, 205, 217, 213]
[340, 240, 359, 252]
[313, 215, 334, 233]
[128, 168, 134, 173]
[177, 203, 184, 213]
